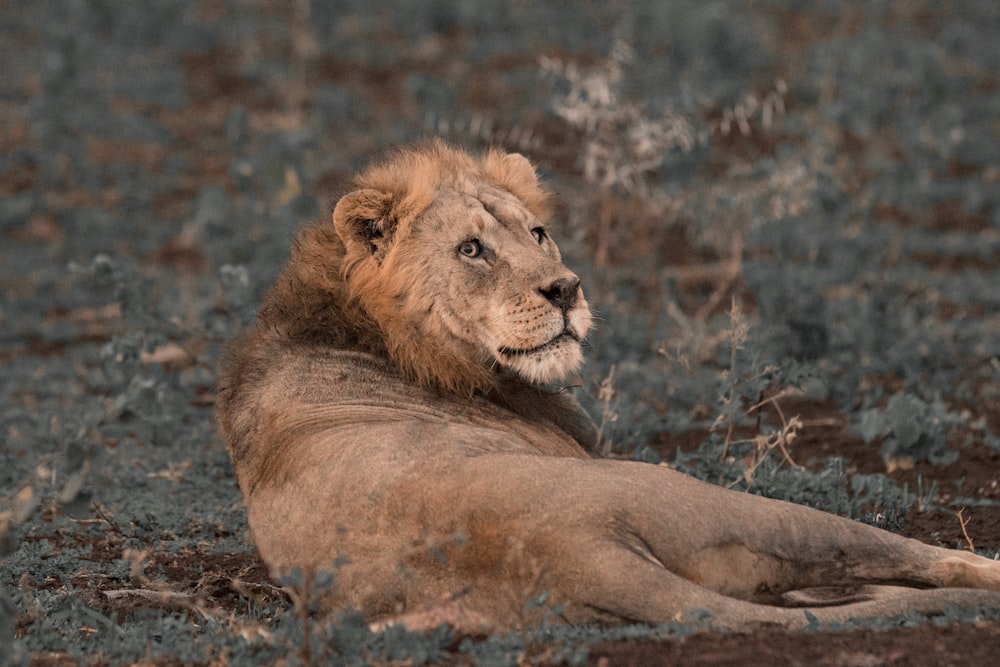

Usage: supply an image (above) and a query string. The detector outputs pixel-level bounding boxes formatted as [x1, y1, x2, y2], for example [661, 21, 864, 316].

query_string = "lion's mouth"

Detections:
[498, 330, 578, 358]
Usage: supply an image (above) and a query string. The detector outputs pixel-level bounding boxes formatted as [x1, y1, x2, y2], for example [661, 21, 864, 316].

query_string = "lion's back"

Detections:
[218, 337, 588, 495]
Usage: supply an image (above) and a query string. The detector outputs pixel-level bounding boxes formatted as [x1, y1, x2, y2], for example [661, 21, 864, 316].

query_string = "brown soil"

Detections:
[590, 620, 1000, 667]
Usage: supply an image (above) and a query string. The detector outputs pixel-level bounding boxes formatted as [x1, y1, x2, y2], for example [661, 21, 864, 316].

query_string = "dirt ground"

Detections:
[4, 1, 1000, 665]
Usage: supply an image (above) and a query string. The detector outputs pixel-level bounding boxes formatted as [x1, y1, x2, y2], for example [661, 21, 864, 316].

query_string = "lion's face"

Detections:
[332, 148, 591, 392]
[402, 184, 591, 385]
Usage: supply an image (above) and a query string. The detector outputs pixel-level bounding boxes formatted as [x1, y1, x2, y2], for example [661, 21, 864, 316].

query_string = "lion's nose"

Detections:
[540, 276, 581, 312]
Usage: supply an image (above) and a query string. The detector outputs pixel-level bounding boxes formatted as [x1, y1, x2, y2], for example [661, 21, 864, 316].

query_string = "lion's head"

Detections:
[318, 141, 591, 394]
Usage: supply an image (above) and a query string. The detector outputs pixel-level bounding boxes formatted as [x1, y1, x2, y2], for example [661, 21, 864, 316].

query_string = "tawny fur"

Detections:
[218, 141, 1000, 632]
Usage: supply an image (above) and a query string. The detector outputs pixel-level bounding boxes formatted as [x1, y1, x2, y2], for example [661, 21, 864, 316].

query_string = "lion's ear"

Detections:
[500, 152, 539, 188]
[333, 189, 397, 258]
[491, 151, 550, 220]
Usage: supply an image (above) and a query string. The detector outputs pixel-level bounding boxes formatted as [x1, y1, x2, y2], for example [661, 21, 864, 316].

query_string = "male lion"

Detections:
[217, 141, 1000, 631]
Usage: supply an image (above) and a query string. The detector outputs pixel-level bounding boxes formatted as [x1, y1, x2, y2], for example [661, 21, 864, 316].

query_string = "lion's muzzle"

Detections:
[540, 276, 581, 313]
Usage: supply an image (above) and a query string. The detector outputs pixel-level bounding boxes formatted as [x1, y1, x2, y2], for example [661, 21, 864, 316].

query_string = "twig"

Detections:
[956, 508, 975, 552]
[89, 502, 126, 538]
[230, 577, 288, 598]
[103, 588, 194, 603]
[764, 400, 801, 470]
[103, 587, 215, 621]
[726, 416, 803, 490]
[745, 389, 804, 469]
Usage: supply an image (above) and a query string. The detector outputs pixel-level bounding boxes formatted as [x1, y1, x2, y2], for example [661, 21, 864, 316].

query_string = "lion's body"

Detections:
[218, 141, 1000, 631]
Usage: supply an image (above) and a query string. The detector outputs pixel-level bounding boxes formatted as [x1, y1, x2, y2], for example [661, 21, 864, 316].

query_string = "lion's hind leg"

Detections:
[574, 543, 1000, 630]
[636, 472, 1000, 598]
[925, 549, 1000, 590]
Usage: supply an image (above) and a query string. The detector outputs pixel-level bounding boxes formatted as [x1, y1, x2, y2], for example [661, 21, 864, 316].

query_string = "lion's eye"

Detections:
[459, 240, 482, 258]
[531, 227, 547, 244]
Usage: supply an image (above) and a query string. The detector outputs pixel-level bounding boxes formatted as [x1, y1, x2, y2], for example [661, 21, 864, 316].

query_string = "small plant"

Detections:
[595, 364, 620, 456]
[541, 38, 697, 198]
[857, 392, 960, 467]
[713, 297, 753, 457]
[707, 298, 796, 475]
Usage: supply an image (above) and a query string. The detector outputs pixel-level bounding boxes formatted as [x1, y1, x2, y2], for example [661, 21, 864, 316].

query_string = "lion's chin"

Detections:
[498, 335, 584, 385]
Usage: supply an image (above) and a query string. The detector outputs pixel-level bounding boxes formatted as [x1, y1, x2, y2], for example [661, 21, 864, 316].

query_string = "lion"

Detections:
[217, 140, 1000, 632]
